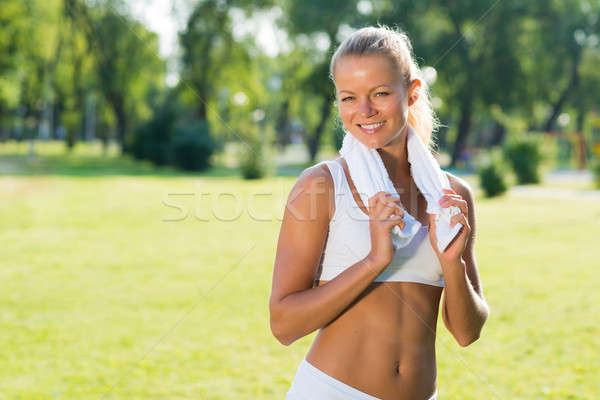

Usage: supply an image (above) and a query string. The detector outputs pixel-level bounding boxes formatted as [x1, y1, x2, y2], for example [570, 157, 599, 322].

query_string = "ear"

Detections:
[408, 79, 422, 106]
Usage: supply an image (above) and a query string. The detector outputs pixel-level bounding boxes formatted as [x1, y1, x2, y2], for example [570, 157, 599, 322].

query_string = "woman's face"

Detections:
[333, 54, 414, 149]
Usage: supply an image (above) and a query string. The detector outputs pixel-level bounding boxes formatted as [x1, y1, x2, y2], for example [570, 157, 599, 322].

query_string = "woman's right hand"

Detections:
[365, 192, 406, 271]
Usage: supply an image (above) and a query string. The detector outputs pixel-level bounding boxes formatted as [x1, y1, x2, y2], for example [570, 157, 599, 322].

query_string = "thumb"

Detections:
[428, 213, 435, 226]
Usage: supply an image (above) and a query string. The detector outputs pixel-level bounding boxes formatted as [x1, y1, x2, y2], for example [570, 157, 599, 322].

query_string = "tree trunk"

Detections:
[448, 13, 475, 168]
[489, 120, 506, 146]
[53, 88, 65, 141]
[276, 99, 291, 150]
[575, 108, 587, 170]
[110, 96, 127, 153]
[307, 96, 333, 163]
[543, 49, 581, 132]
[0, 106, 6, 141]
[450, 95, 473, 168]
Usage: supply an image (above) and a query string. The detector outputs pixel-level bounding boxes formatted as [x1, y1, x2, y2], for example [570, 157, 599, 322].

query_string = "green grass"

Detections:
[1, 141, 599, 399]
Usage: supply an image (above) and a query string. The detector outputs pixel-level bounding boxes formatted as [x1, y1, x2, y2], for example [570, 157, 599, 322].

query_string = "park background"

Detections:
[1, 0, 599, 398]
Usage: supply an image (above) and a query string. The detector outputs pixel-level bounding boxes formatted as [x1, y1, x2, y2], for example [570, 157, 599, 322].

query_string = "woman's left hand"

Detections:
[428, 188, 471, 265]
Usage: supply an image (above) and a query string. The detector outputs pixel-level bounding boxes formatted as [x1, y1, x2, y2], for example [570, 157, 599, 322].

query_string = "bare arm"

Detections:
[441, 174, 490, 347]
[268, 164, 399, 346]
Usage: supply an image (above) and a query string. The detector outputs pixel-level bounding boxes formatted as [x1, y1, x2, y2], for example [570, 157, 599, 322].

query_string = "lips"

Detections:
[357, 121, 385, 134]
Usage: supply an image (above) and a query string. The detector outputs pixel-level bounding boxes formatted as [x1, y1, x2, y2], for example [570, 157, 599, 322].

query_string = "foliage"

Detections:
[131, 97, 219, 171]
[1, 0, 600, 170]
[477, 156, 508, 197]
[130, 101, 177, 166]
[80, 3, 166, 151]
[332, 123, 345, 152]
[238, 124, 273, 179]
[591, 157, 600, 189]
[503, 135, 543, 184]
[170, 119, 218, 171]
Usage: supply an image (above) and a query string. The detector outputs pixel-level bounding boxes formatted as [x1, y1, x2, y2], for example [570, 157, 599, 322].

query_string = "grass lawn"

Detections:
[1, 141, 598, 399]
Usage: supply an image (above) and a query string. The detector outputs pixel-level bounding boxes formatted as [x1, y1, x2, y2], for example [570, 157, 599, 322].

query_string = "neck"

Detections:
[377, 127, 411, 184]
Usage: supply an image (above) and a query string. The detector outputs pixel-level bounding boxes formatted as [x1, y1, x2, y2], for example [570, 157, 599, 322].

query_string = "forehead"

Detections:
[333, 54, 401, 91]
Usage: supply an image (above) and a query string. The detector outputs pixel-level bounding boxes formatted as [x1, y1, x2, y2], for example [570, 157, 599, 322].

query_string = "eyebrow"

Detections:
[338, 85, 392, 94]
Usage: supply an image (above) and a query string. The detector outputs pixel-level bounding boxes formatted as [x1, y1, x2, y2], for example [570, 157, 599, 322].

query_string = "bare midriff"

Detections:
[306, 280, 443, 400]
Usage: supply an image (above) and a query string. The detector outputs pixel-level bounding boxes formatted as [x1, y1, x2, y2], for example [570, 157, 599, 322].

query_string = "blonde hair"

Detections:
[330, 25, 439, 150]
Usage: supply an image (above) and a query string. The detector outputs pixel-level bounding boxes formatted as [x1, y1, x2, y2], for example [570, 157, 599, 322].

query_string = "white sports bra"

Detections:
[315, 159, 445, 287]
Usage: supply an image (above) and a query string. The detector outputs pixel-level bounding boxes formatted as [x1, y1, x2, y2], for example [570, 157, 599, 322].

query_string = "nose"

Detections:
[357, 98, 377, 118]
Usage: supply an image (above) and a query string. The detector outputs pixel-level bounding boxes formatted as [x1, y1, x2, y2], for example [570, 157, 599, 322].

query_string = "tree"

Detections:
[0, 0, 28, 139]
[179, 0, 273, 122]
[417, 0, 528, 166]
[67, 0, 165, 152]
[3, 0, 64, 150]
[533, 0, 600, 132]
[281, 0, 367, 162]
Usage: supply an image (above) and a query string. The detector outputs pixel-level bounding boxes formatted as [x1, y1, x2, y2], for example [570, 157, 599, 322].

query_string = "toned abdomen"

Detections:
[306, 280, 443, 399]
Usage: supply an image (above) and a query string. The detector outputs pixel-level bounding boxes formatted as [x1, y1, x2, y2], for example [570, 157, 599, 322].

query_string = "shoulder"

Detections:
[300, 160, 334, 183]
[445, 171, 474, 203]
[293, 161, 334, 196]
[286, 160, 336, 220]
[445, 171, 477, 239]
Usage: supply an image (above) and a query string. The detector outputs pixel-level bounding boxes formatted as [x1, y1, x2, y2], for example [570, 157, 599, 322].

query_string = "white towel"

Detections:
[339, 125, 462, 253]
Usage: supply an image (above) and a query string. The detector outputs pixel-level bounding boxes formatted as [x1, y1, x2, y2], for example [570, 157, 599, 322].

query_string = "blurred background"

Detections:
[1, 0, 599, 399]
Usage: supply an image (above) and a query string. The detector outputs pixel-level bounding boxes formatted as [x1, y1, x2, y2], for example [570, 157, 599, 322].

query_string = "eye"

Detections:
[375, 91, 390, 97]
[341, 96, 354, 102]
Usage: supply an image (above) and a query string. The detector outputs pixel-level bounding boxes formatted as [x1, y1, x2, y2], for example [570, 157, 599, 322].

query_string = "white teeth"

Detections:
[360, 122, 384, 129]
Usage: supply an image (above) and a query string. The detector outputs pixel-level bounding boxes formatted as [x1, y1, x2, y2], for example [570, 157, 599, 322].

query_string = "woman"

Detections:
[269, 26, 489, 400]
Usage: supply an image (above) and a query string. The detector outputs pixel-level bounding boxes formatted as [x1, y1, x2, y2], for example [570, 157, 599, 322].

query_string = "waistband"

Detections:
[287, 358, 438, 400]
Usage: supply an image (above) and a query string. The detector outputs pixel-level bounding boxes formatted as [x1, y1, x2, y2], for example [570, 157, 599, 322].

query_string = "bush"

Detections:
[170, 120, 217, 171]
[591, 157, 600, 189]
[238, 125, 272, 180]
[503, 135, 543, 184]
[129, 98, 219, 171]
[333, 124, 345, 152]
[130, 102, 177, 165]
[478, 158, 508, 197]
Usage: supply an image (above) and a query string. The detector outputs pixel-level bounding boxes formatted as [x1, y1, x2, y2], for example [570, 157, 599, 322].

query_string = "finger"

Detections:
[375, 193, 402, 217]
[427, 214, 437, 246]
[381, 194, 403, 206]
[440, 197, 468, 215]
[372, 193, 392, 216]
[450, 213, 462, 227]
[440, 193, 462, 200]
[368, 192, 387, 215]
[381, 195, 404, 211]
[442, 188, 457, 194]
[450, 212, 470, 228]
[368, 191, 388, 208]
[428, 213, 437, 228]
[439, 194, 463, 205]
[438, 195, 462, 208]
[380, 201, 404, 221]
[384, 214, 406, 230]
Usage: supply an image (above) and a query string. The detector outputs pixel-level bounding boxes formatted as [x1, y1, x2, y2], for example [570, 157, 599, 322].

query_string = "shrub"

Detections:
[238, 125, 272, 180]
[591, 157, 600, 189]
[130, 102, 177, 165]
[478, 158, 508, 197]
[129, 98, 219, 171]
[333, 124, 345, 152]
[503, 135, 543, 184]
[170, 120, 217, 171]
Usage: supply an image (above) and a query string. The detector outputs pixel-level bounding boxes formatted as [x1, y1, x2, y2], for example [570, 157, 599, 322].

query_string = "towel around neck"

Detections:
[338, 125, 462, 253]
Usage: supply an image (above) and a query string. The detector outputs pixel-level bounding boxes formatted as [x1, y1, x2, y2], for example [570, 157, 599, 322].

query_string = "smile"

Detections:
[358, 121, 385, 134]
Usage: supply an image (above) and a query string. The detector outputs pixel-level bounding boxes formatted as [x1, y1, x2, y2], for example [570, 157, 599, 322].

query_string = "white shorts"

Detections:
[286, 358, 438, 400]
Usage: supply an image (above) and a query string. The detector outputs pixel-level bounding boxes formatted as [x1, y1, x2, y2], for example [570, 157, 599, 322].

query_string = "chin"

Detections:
[356, 132, 394, 150]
